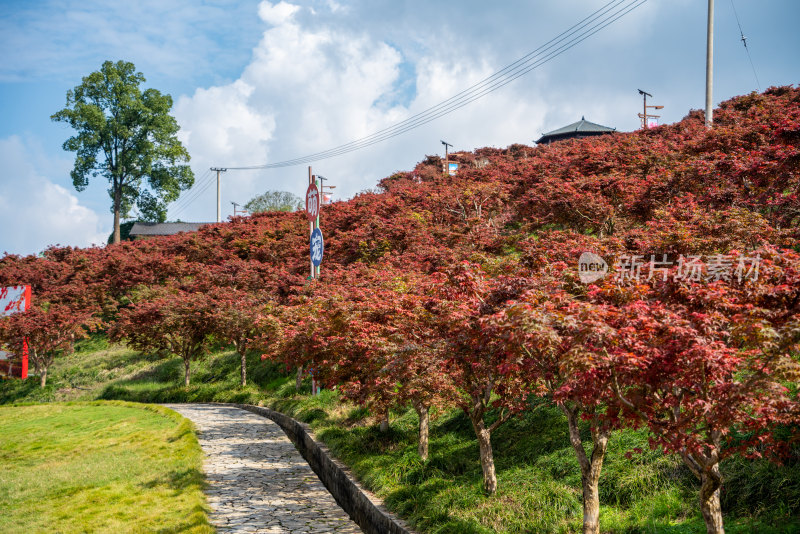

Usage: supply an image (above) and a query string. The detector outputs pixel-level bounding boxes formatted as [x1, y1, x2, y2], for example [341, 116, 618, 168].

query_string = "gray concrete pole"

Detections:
[705, 0, 714, 128]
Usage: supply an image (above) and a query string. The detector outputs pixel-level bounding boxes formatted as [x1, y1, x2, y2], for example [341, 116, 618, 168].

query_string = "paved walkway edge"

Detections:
[228, 403, 415, 534]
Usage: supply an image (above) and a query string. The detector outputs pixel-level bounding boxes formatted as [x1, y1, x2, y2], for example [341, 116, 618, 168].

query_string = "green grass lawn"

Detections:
[2, 336, 799, 533]
[0, 401, 212, 534]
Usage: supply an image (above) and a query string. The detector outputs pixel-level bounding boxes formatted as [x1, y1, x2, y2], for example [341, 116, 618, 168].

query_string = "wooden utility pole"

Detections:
[211, 167, 227, 222]
[441, 140, 453, 174]
[705, 0, 715, 128]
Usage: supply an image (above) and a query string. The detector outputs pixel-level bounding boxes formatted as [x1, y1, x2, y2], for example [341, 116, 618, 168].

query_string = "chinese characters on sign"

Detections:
[305, 183, 320, 221]
[576, 253, 761, 284]
[310, 228, 324, 267]
[1, 286, 30, 316]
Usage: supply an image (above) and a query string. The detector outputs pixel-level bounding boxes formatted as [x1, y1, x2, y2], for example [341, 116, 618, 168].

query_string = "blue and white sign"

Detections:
[310, 227, 324, 267]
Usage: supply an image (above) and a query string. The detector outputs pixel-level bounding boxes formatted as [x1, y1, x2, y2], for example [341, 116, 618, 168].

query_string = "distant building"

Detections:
[535, 117, 616, 145]
[129, 222, 210, 239]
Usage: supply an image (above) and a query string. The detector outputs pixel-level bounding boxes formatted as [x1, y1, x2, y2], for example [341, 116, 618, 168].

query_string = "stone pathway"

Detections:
[164, 403, 363, 534]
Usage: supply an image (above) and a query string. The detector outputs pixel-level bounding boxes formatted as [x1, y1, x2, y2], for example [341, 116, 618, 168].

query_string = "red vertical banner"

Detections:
[22, 285, 30, 379]
[21, 339, 28, 379]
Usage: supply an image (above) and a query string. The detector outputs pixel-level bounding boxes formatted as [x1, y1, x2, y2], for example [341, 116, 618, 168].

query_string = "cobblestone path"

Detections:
[164, 403, 363, 534]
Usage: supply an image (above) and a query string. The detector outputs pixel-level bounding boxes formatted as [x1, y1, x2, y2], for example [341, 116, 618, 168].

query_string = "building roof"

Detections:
[536, 117, 616, 144]
[129, 222, 210, 237]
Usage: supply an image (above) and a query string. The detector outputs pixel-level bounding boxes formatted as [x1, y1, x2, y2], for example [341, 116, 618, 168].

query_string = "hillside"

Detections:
[1, 86, 800, 534]
[3, 337, 800, 533]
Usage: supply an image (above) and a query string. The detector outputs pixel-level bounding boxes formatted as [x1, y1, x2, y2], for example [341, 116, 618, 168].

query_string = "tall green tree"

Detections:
[52, 60, 194, 243]
[244, 190, 303, 213]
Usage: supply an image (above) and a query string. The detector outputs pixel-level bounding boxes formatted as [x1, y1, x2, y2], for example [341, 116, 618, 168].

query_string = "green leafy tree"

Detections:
[244, 190, 303, 213]
[51, 60, 194, 243]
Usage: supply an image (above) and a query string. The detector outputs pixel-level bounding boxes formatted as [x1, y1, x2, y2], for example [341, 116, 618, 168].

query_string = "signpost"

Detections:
[0, 285, 31, 379]
[304, 167, 325, 394]
[306, 167, 327, 279]
[305, 182, 320, 221]
[310, 227, 324, 268]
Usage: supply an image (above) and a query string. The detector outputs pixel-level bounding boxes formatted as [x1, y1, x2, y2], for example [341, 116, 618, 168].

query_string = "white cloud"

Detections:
[0, 136, 107, 256]
[168, 0, 555, 221]
[170, 0, 412, 220]
[258, 1, 301, 25]
[175, 80, 275, 164]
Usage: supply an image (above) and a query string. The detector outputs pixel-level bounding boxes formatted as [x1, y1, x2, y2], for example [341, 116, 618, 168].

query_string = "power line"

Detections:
[170, 169, 213, 214]
[226, 0, 634, 169]
[275, 0, 646, 167]
[223, 0, 648, 170]
[730, 0, 760, 91]
[173, 0, 648, 216]
[169, 169, 215, 217]
[171, 180, 216, 219]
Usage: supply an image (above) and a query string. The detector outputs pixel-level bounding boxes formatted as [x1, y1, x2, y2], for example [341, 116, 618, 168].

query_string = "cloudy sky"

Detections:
[1, 0, 798, 256]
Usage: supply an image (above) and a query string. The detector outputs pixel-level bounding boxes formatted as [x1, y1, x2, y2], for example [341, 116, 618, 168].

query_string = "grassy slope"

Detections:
[0, 400, 211, 533]
[3, 337, 798, 533]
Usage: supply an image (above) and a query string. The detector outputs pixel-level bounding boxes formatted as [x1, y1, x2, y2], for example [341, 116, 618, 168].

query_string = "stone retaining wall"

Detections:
[233, 403, 413, 534]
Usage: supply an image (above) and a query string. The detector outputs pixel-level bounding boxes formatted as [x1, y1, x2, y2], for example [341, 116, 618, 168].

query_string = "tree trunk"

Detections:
[295, 365, 303, 392]
[39, 366, 47, 388]
[184, 358, 191, 387]
[470, 416, 497, 494]
[561, 404, 609, 534]
[240, 349, 247, 387]
[581, 469, 602, 534]
[415, 402, 430, 460]
[699, 465, 725, 534]
[379, 411, 389, 433]
[113, 184, 121, 244]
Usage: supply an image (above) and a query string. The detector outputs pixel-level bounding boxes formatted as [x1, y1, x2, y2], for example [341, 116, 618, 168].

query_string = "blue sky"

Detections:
[1, 0, 798, 256]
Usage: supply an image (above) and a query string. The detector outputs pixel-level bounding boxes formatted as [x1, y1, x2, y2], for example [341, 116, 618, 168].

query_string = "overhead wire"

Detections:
[169, 169, 215, 218]
[169, 169, 213, 214]
[171, 182, 215, 219]
[171, 0, 648, 215]
[224, 0, 648, 170]
[730, 0, 761, 91]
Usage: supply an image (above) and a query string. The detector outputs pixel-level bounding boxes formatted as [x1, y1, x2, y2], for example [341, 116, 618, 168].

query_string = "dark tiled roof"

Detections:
[129, 222, 211, 236]
[536, 117, 616, 144]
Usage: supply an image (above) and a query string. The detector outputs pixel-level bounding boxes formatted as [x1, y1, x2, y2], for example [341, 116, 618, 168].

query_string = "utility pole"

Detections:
[637, 89, 663, 129]
[210, 167, 227, 223]
[705, 0, 714, 128]
[441, 140, 453, 174]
